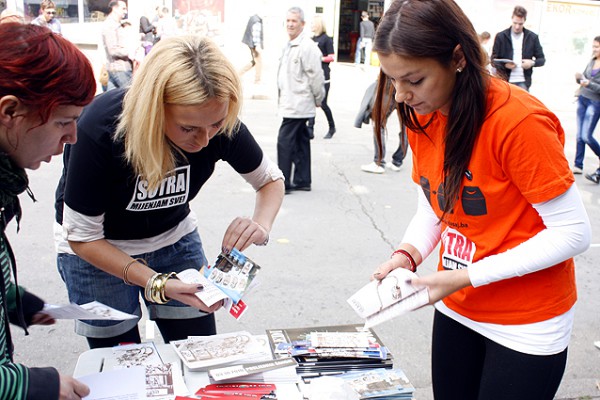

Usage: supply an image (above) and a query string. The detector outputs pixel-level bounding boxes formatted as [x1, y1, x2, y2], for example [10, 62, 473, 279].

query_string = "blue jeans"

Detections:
[57, 231, 209, 338]
[574, 95, 600, 169]
[355, 38, 372, 65]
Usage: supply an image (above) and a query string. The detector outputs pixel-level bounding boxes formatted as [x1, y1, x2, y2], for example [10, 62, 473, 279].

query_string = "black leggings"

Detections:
[86, 313, 217, 349]
[432, 310, 567, 400]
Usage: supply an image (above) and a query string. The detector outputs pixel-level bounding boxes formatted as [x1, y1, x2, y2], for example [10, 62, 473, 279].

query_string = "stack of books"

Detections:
[265, 323, 394, 382]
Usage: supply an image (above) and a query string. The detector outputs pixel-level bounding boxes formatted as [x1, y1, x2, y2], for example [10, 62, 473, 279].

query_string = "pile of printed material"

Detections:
[266, 323, 394, 382]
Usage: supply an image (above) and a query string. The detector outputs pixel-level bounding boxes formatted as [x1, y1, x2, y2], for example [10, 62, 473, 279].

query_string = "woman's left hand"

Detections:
[410, 269, 471, 305]
[222, 217, 269, 253]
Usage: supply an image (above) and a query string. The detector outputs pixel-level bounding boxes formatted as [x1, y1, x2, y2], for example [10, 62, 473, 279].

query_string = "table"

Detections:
[73, 344, 305, 399]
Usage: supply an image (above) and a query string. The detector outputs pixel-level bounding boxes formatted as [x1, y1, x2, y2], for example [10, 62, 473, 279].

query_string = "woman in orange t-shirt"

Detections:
[369, 1, 591, 399]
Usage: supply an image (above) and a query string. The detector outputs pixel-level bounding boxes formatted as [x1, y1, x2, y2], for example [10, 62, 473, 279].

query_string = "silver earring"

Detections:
[456, 67, 463, 73]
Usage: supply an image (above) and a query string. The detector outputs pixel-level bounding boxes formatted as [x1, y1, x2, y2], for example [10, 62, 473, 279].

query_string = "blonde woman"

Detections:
[310, 15, 336, 139]
[54, 35, 285, 349]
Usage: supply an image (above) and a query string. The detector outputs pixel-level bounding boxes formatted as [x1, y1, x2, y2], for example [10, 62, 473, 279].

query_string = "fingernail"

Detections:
[373, 272, 381, 276]
[196, 285, 204, 291]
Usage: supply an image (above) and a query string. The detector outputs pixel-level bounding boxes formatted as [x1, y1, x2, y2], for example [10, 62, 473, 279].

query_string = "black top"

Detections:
[55, 89, 264, 240]
[313, 33, 334, 80]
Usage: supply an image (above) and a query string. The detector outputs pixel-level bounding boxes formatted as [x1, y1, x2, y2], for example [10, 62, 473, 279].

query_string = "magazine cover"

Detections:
[266, 324, 388, 359]
[171, 331, 266, 371]
[347, 267, 429, 328]
[337, 368, 415, 399]
[203, 248, 261, 304]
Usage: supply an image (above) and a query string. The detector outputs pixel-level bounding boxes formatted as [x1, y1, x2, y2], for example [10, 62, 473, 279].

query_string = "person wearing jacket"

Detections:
[277, 7, 324, 194]
[491, 5, 545, 91]
[573, 36, 600, 183]
[0, 23, 95, 399]
[239, 14, 264, 84]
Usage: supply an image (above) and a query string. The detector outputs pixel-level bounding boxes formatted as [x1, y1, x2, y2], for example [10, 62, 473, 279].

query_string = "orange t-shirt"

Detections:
[409, 78, 576, 325]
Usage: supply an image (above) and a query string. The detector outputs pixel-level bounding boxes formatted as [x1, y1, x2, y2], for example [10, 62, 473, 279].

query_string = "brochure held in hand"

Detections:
[347, 267, 429, 328]
[177, 248, 260, 319]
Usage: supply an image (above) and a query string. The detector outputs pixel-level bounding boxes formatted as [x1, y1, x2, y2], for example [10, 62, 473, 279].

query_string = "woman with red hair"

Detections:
[0, 23, 95, 399]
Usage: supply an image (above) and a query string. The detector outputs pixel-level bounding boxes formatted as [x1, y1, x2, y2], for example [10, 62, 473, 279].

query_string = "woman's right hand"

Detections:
[163, 278, 223, 313]
[59, 374, 89, 400]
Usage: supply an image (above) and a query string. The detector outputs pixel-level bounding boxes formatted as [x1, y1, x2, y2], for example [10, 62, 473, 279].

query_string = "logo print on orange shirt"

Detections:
[441, 228, 476, 270]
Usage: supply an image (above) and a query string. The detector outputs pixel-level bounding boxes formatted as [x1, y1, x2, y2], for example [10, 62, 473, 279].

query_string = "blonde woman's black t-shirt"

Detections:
[55, 89, 263, 240]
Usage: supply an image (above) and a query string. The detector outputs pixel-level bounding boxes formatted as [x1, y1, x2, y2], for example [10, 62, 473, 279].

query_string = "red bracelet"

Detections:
[391, 249, 417, 272]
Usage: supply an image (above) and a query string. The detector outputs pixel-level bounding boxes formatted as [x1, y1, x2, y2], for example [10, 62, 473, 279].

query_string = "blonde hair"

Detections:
[312, 15, 326, 36]
[115, 35, 242, 190]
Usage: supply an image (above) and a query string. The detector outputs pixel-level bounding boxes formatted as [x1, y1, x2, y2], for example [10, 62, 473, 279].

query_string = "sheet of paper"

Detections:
[79, 366, 145, 400]
[177, 269, 228, 307]
[43, 301, 137, 320]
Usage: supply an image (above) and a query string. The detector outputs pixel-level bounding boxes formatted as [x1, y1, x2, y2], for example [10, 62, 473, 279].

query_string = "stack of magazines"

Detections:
[265, 324, 393, 382]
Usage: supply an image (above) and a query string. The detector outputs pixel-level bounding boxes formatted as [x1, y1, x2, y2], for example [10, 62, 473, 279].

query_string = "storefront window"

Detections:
[23, 0, 109, 24]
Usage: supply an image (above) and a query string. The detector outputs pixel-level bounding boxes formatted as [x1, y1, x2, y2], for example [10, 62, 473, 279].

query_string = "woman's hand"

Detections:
[410, 269, 471, 305]
[59, 374, 89, 400]
[30, 312, 55, 326]
[221, 217, 269, 252]
[163, 278, 223, 313]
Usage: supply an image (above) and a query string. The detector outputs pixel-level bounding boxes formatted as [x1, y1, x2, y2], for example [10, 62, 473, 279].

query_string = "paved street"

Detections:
[6, 62, 600, 399]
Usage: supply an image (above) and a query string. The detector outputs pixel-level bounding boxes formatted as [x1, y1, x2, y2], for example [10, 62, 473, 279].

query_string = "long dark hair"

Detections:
[373, 0, 488, 218]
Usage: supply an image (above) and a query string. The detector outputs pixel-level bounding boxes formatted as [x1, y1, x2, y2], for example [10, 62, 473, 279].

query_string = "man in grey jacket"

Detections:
[277, 7, 324, 194]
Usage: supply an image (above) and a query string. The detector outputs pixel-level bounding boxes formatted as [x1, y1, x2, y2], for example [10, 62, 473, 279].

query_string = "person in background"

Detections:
[0, 23, 96, 399]
[0, 8, 24, 23]
[491, 5, 545, 91]
[277, 6, 324, 194]
[356, 79, 406, 174]
[572, 36, 600, 183]
[478, 31, 493, 73]
[101, 0, 132, 91]
[139, 13, 157, 55]
[239, 13, 264, 84]
[309, 15, 336, 139]
[371, 0, 590, 399]
[355, 11, 374, 67]
[54, 35, 284, 349]
[31, 0, 61, 35]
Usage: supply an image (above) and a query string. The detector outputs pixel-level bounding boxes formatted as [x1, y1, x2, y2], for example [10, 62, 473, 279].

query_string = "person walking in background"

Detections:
[239, 13, 264, 84]
[491, 5, 545, 91]
[0, 23, 96, 399]
[573, 36, 600, 183]
[31, 0, 61, 35]
[309, 15, 336, 139]
[356, 79, 406, 174]
[102, 0, 132, 90]
[354, 11, 374, 67]
[139, 13, 157, 55]
[54, 35, 284, 349]
[371, 0, 590, 399]
[277, 7, 324, 194]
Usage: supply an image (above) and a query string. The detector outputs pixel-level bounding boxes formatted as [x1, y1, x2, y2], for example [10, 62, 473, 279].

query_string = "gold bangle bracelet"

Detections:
[144, 273, 160, 302]
[148, 272, 177, 304]
[123, 258, 148, 286]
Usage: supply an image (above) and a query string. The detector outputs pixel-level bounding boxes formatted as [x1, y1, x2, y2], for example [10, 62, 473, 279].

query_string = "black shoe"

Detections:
[291, 185, 311, 192]
[585, 171, 600, 184]
[285, 187, 294, 195]
[323, 128, 336, 139]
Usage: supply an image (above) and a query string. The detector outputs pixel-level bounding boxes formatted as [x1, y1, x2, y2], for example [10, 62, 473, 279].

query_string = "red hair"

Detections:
[0, 23, 96, 124]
